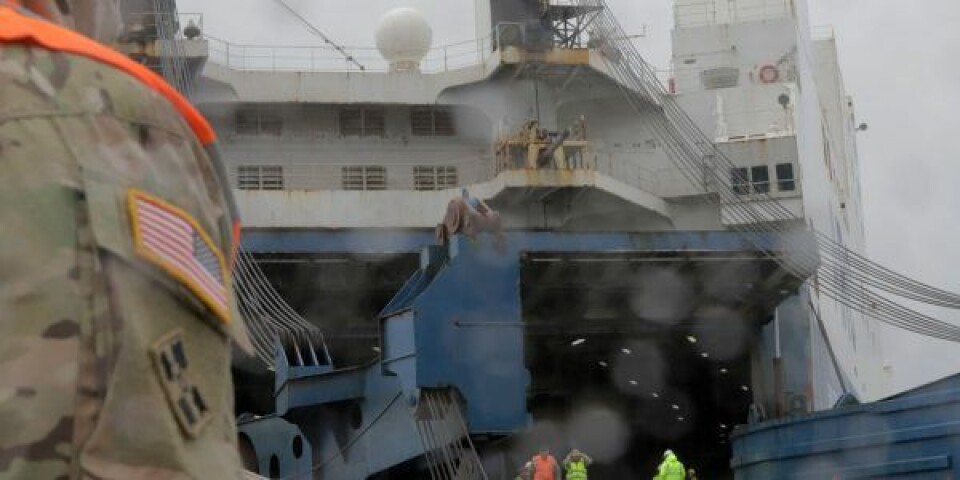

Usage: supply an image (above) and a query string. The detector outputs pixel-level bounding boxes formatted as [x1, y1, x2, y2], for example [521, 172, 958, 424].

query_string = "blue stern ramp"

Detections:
[732, 374, 960, 479]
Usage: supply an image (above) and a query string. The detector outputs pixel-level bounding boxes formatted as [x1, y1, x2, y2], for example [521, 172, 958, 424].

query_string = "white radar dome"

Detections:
[375, 7, 433, 72]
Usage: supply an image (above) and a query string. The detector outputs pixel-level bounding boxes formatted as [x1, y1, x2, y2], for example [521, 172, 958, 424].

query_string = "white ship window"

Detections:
[730, 166, 773, 195]
[776, 163, 796, 192]
[342, 166, 386, 190]
[413, 166, 458, 191]
[235, 108, 283, 136]
[339, 108, 385, 137]
[730, 167, 749, 195]
[411, 107, 455, 136]
[237, 165, 283, 190]
[751, 166, 770, 194]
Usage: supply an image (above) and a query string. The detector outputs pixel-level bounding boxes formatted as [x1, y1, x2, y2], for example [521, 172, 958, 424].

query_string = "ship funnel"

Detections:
[375, 7, 432, 73]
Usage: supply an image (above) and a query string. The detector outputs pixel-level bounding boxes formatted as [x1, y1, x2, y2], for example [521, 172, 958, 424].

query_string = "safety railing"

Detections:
[674, 0, 794, 28]
[205, 35, 494, 74]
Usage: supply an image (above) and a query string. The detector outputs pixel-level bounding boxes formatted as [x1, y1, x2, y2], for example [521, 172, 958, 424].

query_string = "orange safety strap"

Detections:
[0, 5, 216, 145]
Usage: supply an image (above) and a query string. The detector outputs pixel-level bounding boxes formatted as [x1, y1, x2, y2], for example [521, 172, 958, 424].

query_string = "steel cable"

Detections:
[573, 0, 960, 340]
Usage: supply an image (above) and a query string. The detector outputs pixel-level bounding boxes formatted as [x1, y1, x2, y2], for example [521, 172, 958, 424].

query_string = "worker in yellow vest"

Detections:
[655, 449, 686, 480]
[562, 449, 593, 480]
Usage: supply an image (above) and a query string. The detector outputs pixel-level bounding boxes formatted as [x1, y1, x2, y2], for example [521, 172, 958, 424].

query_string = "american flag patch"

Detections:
[128, 189, 230, 324]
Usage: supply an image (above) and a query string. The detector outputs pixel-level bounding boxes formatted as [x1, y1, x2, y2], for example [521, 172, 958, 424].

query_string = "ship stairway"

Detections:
[415, 389, 488, 480]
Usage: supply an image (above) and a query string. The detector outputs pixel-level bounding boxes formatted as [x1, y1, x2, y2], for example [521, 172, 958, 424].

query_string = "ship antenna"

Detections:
[274, 0, 367, 71]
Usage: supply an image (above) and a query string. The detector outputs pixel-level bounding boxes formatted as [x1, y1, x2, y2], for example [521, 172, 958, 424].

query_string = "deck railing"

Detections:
[205, 35, 494, 73]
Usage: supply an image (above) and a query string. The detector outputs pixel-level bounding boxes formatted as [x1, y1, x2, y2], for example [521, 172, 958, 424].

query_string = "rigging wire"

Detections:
[573, 0, 960, 341]
[144, 1, 330, 368]
[233, 248, 331, 368]
[274, 0, 366, 71]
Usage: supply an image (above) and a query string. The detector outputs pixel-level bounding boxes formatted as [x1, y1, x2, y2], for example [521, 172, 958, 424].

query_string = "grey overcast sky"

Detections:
[180, 0, 960, 395]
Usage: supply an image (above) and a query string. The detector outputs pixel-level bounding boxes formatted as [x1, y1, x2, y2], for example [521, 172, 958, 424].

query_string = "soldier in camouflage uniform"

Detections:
[0, 1, 253, 478]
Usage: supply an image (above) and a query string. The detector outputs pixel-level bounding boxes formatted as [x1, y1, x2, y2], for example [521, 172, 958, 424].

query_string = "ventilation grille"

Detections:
[413, 166, 458, 191]
[238, 165, 283, 190]
[342, 166, 386, 190]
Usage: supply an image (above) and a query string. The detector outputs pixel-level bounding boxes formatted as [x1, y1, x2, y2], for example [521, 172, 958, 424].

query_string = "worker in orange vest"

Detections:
[531, 447, 561, 480]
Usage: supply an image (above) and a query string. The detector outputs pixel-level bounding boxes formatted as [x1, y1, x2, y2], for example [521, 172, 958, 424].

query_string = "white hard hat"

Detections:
[664, 449, 673, 457]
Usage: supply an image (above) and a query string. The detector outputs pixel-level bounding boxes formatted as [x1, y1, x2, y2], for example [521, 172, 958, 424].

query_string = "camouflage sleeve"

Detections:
[0, 41, 103, 477]
[0, 96, 91, 478]
[0, 44, 245, 478]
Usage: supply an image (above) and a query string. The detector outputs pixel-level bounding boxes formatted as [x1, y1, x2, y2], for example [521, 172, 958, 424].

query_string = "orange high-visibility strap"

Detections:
[0, 5, 216, 145]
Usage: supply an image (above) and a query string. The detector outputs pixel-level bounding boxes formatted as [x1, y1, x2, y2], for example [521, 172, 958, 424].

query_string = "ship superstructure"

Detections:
[669, 0, 883, 409]
[154, 0, 886, 477]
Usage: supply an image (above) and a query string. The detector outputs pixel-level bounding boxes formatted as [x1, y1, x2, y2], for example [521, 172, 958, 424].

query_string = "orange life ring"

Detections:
[759, 65, 779, 84]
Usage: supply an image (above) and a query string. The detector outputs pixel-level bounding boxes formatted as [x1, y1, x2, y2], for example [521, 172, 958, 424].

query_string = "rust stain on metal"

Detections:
[545, 48, 589, 65]
[499, 47, 589, 66]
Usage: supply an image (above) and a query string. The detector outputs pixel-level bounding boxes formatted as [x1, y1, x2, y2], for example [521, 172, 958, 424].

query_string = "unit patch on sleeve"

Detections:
[150, 329, 212, 437]
[127, 188, 230, 325]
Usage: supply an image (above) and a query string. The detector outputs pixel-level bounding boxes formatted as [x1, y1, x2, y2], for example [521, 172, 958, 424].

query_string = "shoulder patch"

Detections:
[150, 329, 212, 438]
[127, 188, 230, 325]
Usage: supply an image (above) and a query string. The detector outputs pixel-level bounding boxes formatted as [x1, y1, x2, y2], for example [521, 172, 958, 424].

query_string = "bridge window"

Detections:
[751, 165, 770, 193]
[235, 107, 283, 136]
[237, 165, 283, 190]
[339, 107, 385, 137]
[413, 166, 458, 190]
[342, 166, 386, 190]
[411, 107, 455, 136]
[730, 167, 749, 195]
[730, 166, 773, 195]
[776, 163, 796, 192]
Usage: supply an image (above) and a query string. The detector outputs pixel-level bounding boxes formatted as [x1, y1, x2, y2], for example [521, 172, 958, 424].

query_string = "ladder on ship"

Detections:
[415, 389, 488, 480]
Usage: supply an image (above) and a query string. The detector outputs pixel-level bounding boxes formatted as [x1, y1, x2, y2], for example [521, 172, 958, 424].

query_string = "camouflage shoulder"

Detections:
[0, 43, 192, 138]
